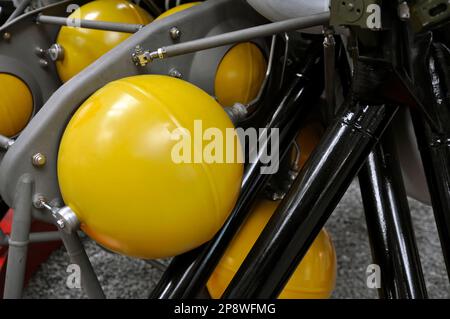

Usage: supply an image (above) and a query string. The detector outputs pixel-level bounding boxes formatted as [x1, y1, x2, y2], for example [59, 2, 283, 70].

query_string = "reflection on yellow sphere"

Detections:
[292, 122, 324, 170]
[56, 0, 152, 83]
[58, 75, 243, 259]
[215, 42, 267, 107]
[207, 200, 336, 299]
[0, 74, 33, 137]
[155, 2, 201, 20]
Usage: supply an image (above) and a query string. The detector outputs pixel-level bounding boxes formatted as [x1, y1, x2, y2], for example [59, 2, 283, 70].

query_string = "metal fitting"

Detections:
[32, 194, 48, 209]
[39, 59, 49, 68]
[132, 45, 166, 67]
[56, 206, 80, 234]
[47, 43, 64, 61]
[168, 68, 183, 79]
[398, 2, 411, 21]
[32, 153, 47, 167]
[2, 32, 11, 41]
[35, 47, 45, 57]
[169, 26, 181, 40]
[224, 103, 249, 124]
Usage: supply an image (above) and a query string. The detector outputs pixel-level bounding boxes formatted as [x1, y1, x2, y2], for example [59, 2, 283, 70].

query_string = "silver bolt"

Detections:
[169, 27, 181, 40]
[271, 192, 285, 201]
[398, 2, 411, 21]
[2, 32, 11, 41]
[39, 59, 49, 68]
[169, 68, 183, 79]
[35, 47, 45, 57]
[32, 153, 47, 167]
[56, 219, 65, 229]
[32, 194, 47, 209]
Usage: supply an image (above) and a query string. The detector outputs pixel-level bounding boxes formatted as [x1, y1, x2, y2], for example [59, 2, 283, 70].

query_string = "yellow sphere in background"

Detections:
[58, 75, 243, 259]
[207, 200, 336, 299]
[292, 122, 324, 170]
[0, 73, 33, 137]
[215, 42, 267, 107]
[155, 2, 201, 20]
[56, 0, 153, 83]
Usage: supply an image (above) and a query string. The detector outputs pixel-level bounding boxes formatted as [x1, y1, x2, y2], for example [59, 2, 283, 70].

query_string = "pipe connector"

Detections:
[132, 46, 166, 67]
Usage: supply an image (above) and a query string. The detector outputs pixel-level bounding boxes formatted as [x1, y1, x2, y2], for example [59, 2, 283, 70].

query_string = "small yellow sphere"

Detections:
[56, 0, 153, 83]
[0, 73, 33, 137]
[155, 2, 201, 20]
[58, 75, 243, 259]
[215, 42, 267, 107]
[207, 200, 336, 299]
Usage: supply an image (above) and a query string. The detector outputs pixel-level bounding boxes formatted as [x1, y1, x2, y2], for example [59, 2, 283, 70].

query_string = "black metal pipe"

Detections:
[359, 130, 428, 299]
[222, 100, 399, 299]
[411, 41, 450, 282]
[151, 47, 325, 299]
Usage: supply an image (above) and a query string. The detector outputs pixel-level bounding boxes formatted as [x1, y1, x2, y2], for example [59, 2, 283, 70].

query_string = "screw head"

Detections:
[56, 219, 65, 229]
[2, 32, 11, 41]
[169, 27, 181, 40]
[32, 153, 47, 167]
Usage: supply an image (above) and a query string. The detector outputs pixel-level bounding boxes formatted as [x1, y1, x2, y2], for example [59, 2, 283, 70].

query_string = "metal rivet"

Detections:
[2, 32, 11, 41]
[32, 153, 47, 167]
[169, 27, 181, 40]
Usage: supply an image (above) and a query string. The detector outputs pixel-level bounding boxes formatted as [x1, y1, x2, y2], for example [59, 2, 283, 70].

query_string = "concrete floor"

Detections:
[23, 181, 450, 299]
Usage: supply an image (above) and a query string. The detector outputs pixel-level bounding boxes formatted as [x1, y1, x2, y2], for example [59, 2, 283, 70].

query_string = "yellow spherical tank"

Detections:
[58, 75, 244, 259]
[292, 122, 324, 169]
[207, 200, 336, 299]
[155, 2, 201, 20]
[215, 42, 267, 107]
[0, 73, 33, 137]
[56, 0, 153, 83]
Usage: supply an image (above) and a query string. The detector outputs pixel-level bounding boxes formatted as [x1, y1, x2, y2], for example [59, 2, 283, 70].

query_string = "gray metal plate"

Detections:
[0, 0, 269, 221]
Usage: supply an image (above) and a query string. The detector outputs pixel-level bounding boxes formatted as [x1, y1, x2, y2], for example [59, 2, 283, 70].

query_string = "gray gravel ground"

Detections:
[23, 181, 450, 299]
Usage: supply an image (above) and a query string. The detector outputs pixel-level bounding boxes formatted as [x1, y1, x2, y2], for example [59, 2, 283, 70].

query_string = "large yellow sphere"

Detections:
[215, 43, 267, 107]
[56, 0, 153, 83]
[58, 75, 243, 259]
[155, 2, 201, 20]
[0, 73, 33, 137]
[207, 200, 336, 299]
